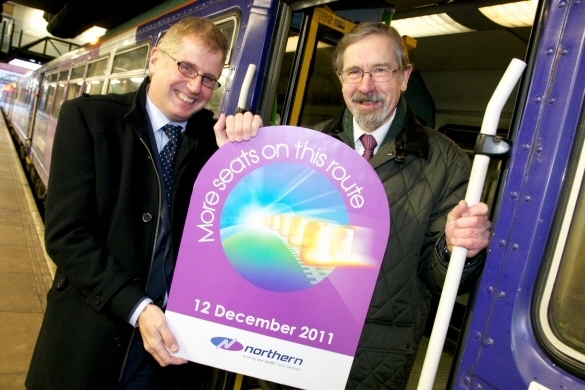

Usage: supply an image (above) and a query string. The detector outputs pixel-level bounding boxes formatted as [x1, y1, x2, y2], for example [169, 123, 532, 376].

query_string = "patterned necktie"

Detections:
[360, 133, 377, 161]
[160, 124, 183, 203]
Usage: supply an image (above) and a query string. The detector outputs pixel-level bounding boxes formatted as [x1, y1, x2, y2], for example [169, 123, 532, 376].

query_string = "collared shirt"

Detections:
[353, 109, 396, 156]
[145, 91, 187, 152]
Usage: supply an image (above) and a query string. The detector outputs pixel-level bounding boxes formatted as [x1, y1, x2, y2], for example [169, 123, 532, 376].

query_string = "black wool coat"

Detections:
[26, 77, 218, 389]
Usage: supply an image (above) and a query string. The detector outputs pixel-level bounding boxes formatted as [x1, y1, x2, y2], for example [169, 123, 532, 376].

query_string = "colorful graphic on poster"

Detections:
[166, 126, 390, 390]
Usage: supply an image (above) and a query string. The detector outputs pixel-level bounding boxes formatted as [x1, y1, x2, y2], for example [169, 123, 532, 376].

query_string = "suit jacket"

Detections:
[26, 77, 218, 389]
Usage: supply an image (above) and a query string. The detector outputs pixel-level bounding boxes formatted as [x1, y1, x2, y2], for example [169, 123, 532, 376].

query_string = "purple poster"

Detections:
[166, 126, 390, 389]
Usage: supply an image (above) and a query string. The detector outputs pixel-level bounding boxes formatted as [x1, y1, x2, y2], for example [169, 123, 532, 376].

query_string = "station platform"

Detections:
[0, 113, 54, 389]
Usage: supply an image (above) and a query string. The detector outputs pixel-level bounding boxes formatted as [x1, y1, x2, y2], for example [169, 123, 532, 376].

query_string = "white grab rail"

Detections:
[417, 58, 527, 390]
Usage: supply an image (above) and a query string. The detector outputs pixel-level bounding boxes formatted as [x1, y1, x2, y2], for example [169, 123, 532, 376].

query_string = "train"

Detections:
[1, 0, 584, 388]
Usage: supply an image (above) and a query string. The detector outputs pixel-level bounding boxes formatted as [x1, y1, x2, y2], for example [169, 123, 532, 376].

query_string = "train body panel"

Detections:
[455, 0, 585, 388]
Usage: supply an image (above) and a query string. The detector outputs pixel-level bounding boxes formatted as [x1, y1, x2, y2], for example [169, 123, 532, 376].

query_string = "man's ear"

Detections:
[400, 65, 413, 92]
[148, 47, 160, 73]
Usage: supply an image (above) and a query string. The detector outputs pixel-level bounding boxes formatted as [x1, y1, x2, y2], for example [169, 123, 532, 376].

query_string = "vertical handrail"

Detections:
[416, 58, 527, 390]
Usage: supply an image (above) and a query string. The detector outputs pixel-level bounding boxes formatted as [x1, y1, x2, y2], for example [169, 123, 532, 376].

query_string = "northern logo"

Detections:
[210, 336, 244, 351]
[210, 337, 304, 366]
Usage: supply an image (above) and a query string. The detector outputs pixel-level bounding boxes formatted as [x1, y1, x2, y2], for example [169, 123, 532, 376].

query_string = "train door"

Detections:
[30, 71, 56, 189]
[451, 0, 585, 387]
[10, 74, 39, 153]
[259, 6, 363, 127]
[249, 1, 536, 389]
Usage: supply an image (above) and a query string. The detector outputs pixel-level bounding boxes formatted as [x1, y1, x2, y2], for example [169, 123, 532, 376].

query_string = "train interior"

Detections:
[271, 0, 531, 354]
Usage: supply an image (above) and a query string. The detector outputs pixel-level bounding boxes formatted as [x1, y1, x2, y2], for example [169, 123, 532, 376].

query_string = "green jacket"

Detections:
[318, 99, 484, 390]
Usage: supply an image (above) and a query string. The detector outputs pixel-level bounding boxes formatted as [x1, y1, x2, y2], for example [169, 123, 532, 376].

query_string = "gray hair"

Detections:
[331, 22, 411, 74]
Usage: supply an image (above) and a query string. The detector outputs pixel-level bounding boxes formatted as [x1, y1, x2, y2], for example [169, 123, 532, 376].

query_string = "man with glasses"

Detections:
[26, 16, 262, 390]
[315, 22, 492, 389]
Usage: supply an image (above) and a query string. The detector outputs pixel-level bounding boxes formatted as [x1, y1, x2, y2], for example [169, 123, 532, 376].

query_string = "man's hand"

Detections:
[444, 200, 492, 258]
[214, 112, 263, 147]
[137, 303, 187, 367]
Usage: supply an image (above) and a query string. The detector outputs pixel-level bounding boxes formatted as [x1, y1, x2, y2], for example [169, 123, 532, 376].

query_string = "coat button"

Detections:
[56, 277, 67, 290]
[142, 213, 152, 222]
[115, 337, 122, 347]
[94, 295, 102, 305]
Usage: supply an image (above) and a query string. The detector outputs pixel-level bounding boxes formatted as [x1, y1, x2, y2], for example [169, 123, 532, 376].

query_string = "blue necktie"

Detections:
[160, 124, 183, 203]
[360, 133, 377, 161]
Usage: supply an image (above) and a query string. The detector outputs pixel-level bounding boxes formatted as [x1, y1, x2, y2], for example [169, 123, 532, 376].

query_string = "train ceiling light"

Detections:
[391, 13, 473, 38]
[392, 0, 537, 38]
[479, 0, 538, 27]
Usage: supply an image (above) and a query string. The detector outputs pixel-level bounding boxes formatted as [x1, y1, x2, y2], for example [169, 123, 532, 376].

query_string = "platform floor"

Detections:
[0, 113, 54, 389]
[0, 111, 451, 390]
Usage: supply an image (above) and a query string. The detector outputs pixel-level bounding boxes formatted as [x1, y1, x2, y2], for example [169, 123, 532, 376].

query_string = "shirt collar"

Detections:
[352, 108, 396, 147]
[145, 88, 188, 132]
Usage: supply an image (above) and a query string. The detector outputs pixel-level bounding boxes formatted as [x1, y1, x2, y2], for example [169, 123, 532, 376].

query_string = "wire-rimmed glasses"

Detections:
[159, 49, 221, 90]
[338, 66, 398, 84]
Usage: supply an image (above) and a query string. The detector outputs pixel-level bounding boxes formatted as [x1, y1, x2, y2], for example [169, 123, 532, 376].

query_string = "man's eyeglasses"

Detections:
[159, 49, 221, 90]
[339, 66, 398, 84]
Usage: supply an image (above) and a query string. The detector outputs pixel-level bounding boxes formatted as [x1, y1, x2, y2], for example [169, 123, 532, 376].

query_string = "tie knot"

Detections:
[162, 124, 183, 144]
[360, 133, 377, 161]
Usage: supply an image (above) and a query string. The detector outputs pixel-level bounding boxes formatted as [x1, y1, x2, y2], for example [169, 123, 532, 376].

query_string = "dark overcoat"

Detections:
[318, 100, 484, 390]
[26, 77, 218, 389]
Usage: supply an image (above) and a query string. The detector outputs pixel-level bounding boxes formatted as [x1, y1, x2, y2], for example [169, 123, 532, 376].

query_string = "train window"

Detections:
[87, 58, 108, 78]
[112, 46, 149, 73]
[298, 37, 342, 127]
[216, 17, 236, 65]
[37, 76, 50, 114]
[71, 64, 85, 79]
[68, 64, 86, 101]
[271, 8, 355, 127]
[85, 57, 109, 95]
[32, 74, 52, 156]
[206, 16, 237, 116]
[538, 113, 585, 367]
[85, 80, 105, 95]
[108, 77, 145, 94]
[67, 82, 82, 101]
[45, 85, 56, 115]
[52, 70, 70, 119]
[108, 45, 149, 94]
[58, 69, 69, 83]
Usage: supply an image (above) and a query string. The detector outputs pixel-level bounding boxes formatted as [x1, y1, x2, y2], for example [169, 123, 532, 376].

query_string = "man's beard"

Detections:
[351, 92, 388, 132]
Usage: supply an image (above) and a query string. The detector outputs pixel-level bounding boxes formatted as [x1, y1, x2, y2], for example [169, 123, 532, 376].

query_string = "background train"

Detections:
[1, 0, 584, 388]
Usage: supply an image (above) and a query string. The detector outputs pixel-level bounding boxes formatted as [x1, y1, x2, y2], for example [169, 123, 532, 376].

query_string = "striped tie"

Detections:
[360, 133, 377, 161]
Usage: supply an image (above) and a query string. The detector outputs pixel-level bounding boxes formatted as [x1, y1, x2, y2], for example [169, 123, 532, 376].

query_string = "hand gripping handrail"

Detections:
[417, 58, 526, 390]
